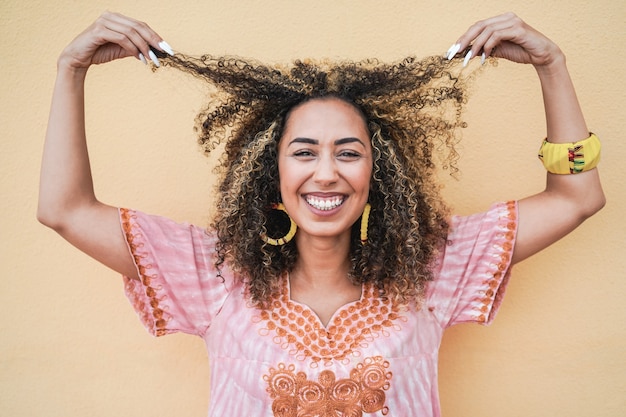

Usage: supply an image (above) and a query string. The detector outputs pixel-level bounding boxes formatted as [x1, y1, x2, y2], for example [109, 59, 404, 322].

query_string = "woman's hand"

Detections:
[38, 12, 175, 280]
[59, 11, 173, 71]
[447, 12, 563, 69]
[446, 13, 605, 265]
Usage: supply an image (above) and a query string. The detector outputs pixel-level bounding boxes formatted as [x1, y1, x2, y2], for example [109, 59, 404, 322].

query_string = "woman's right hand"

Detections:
[59, 11, 173, 71]
[38, 12, 175, 280]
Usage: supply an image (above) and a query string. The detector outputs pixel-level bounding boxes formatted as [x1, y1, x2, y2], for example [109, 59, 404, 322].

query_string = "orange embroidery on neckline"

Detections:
[253, 280, 406, 367]
[264, 356, 392, 416]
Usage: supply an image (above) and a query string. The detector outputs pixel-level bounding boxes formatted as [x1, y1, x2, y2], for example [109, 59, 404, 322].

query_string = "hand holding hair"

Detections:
[446, 12, 562, 68]
[58, 11, 174, 71]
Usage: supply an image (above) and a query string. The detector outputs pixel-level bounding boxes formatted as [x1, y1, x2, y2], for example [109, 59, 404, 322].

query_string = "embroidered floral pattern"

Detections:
[253, 281, 405, 366]
[120, 208, 171, 336]
[264, 356, 392, 416]
[476, 200, 517, 323]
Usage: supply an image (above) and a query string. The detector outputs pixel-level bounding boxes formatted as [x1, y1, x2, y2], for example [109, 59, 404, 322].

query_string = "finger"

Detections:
[106, 12, 174, 56]
[459, 12, 516, 46]
[446, 12, 518, 62]
[98, 13, 155, 60]
[91, 17, 142, 61]
[466, 18, 519, 60]
[98, 12, 173, 64]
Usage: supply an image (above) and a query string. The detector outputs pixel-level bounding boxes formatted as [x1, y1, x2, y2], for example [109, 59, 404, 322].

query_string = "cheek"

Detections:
[350, 164, 373, 194]
[277, 158, 300, 196]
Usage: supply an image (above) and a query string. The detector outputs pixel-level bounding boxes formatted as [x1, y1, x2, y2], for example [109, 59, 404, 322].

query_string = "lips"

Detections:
[305, 195, 345, 211]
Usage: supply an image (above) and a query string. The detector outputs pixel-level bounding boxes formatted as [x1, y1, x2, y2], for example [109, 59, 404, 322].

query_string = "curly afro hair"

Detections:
[154, 49, 480, 307]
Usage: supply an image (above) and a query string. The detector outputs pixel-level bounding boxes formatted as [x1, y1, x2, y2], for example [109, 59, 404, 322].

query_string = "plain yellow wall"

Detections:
[2, 0, 625, 416]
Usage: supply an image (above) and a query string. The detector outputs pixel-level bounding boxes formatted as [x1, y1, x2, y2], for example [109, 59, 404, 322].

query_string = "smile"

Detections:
[305, 195, 345, 211]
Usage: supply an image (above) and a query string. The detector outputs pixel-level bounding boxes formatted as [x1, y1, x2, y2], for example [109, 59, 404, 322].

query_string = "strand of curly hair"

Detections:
[152, 49, 481, 308]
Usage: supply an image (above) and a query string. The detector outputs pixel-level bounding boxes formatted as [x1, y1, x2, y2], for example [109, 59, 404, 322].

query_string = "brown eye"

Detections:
[338, 150, 361, 160]
[292, 150, 316, 159]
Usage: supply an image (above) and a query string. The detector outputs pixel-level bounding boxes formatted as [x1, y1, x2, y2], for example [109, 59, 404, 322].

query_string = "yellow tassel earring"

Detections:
[360, 203, 371, 244]
[260, 203, 297, 246]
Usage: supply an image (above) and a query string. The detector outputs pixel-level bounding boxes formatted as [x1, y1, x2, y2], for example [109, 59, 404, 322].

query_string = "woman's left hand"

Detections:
[447, 12, 563, 68]
[450, 13, 606, 266]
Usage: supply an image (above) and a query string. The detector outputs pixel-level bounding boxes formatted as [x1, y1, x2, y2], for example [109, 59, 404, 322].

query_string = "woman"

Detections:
[38, 11, 604, 416]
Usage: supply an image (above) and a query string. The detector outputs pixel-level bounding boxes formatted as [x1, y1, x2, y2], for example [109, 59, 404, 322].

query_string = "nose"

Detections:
[313, 154, 339, 185]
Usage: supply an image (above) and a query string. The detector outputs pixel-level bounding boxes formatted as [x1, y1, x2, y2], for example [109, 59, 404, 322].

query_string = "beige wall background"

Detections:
[1, 0, 624, 416]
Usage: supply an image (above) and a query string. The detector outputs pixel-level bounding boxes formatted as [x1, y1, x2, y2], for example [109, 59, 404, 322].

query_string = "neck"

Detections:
[290, 232, 362, 326]
[292, 232, 352, 288]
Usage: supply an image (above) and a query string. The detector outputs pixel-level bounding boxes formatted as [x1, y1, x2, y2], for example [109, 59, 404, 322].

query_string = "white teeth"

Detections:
[306, 196, 344, 211]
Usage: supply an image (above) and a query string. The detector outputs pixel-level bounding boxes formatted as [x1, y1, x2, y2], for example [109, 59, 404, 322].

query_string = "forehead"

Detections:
[281, 97, 369, 139]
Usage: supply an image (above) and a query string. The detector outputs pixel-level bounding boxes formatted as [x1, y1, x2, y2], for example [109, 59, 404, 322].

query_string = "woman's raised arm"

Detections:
[37, 12, 173, 278]
[450, 13, 606, 264]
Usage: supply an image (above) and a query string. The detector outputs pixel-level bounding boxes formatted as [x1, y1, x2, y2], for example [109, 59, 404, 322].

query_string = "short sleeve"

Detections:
[119, 208, 234, 337]
[426, 201, 518, 328]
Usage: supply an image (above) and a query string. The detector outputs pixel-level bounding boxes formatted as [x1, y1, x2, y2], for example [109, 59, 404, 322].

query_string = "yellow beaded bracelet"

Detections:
[538, 133, 601, 174]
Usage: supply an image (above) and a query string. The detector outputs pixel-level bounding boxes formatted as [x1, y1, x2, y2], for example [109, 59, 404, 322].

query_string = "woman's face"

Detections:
[277, 97, 373, 242]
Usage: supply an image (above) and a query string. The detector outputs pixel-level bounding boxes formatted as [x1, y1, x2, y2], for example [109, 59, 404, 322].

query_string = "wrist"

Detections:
[56, 50, 91, 78]
[533, 50, 567, 78]
[56, 59, 89, 83]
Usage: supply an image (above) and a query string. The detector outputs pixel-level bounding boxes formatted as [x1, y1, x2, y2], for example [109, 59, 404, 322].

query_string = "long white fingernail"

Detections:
[463, 50, 473, 67]
[447, 43, 462, 60]
[445, 43, 456, 57]
[481, 52, 486, 65]
[148, 50, 160, 67]
[138, 53, 147, 65]
[158, 41, 174, 56]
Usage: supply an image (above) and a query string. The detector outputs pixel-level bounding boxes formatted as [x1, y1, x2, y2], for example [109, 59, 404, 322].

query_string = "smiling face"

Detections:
[277, 97, 373, 243]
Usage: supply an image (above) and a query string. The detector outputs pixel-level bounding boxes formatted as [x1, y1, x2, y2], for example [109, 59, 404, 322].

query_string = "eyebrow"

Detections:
[289, 137, 366, 146]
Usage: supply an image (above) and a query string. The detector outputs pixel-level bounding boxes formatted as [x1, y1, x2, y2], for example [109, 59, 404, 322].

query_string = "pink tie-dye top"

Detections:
[120, 201, 517, 417]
